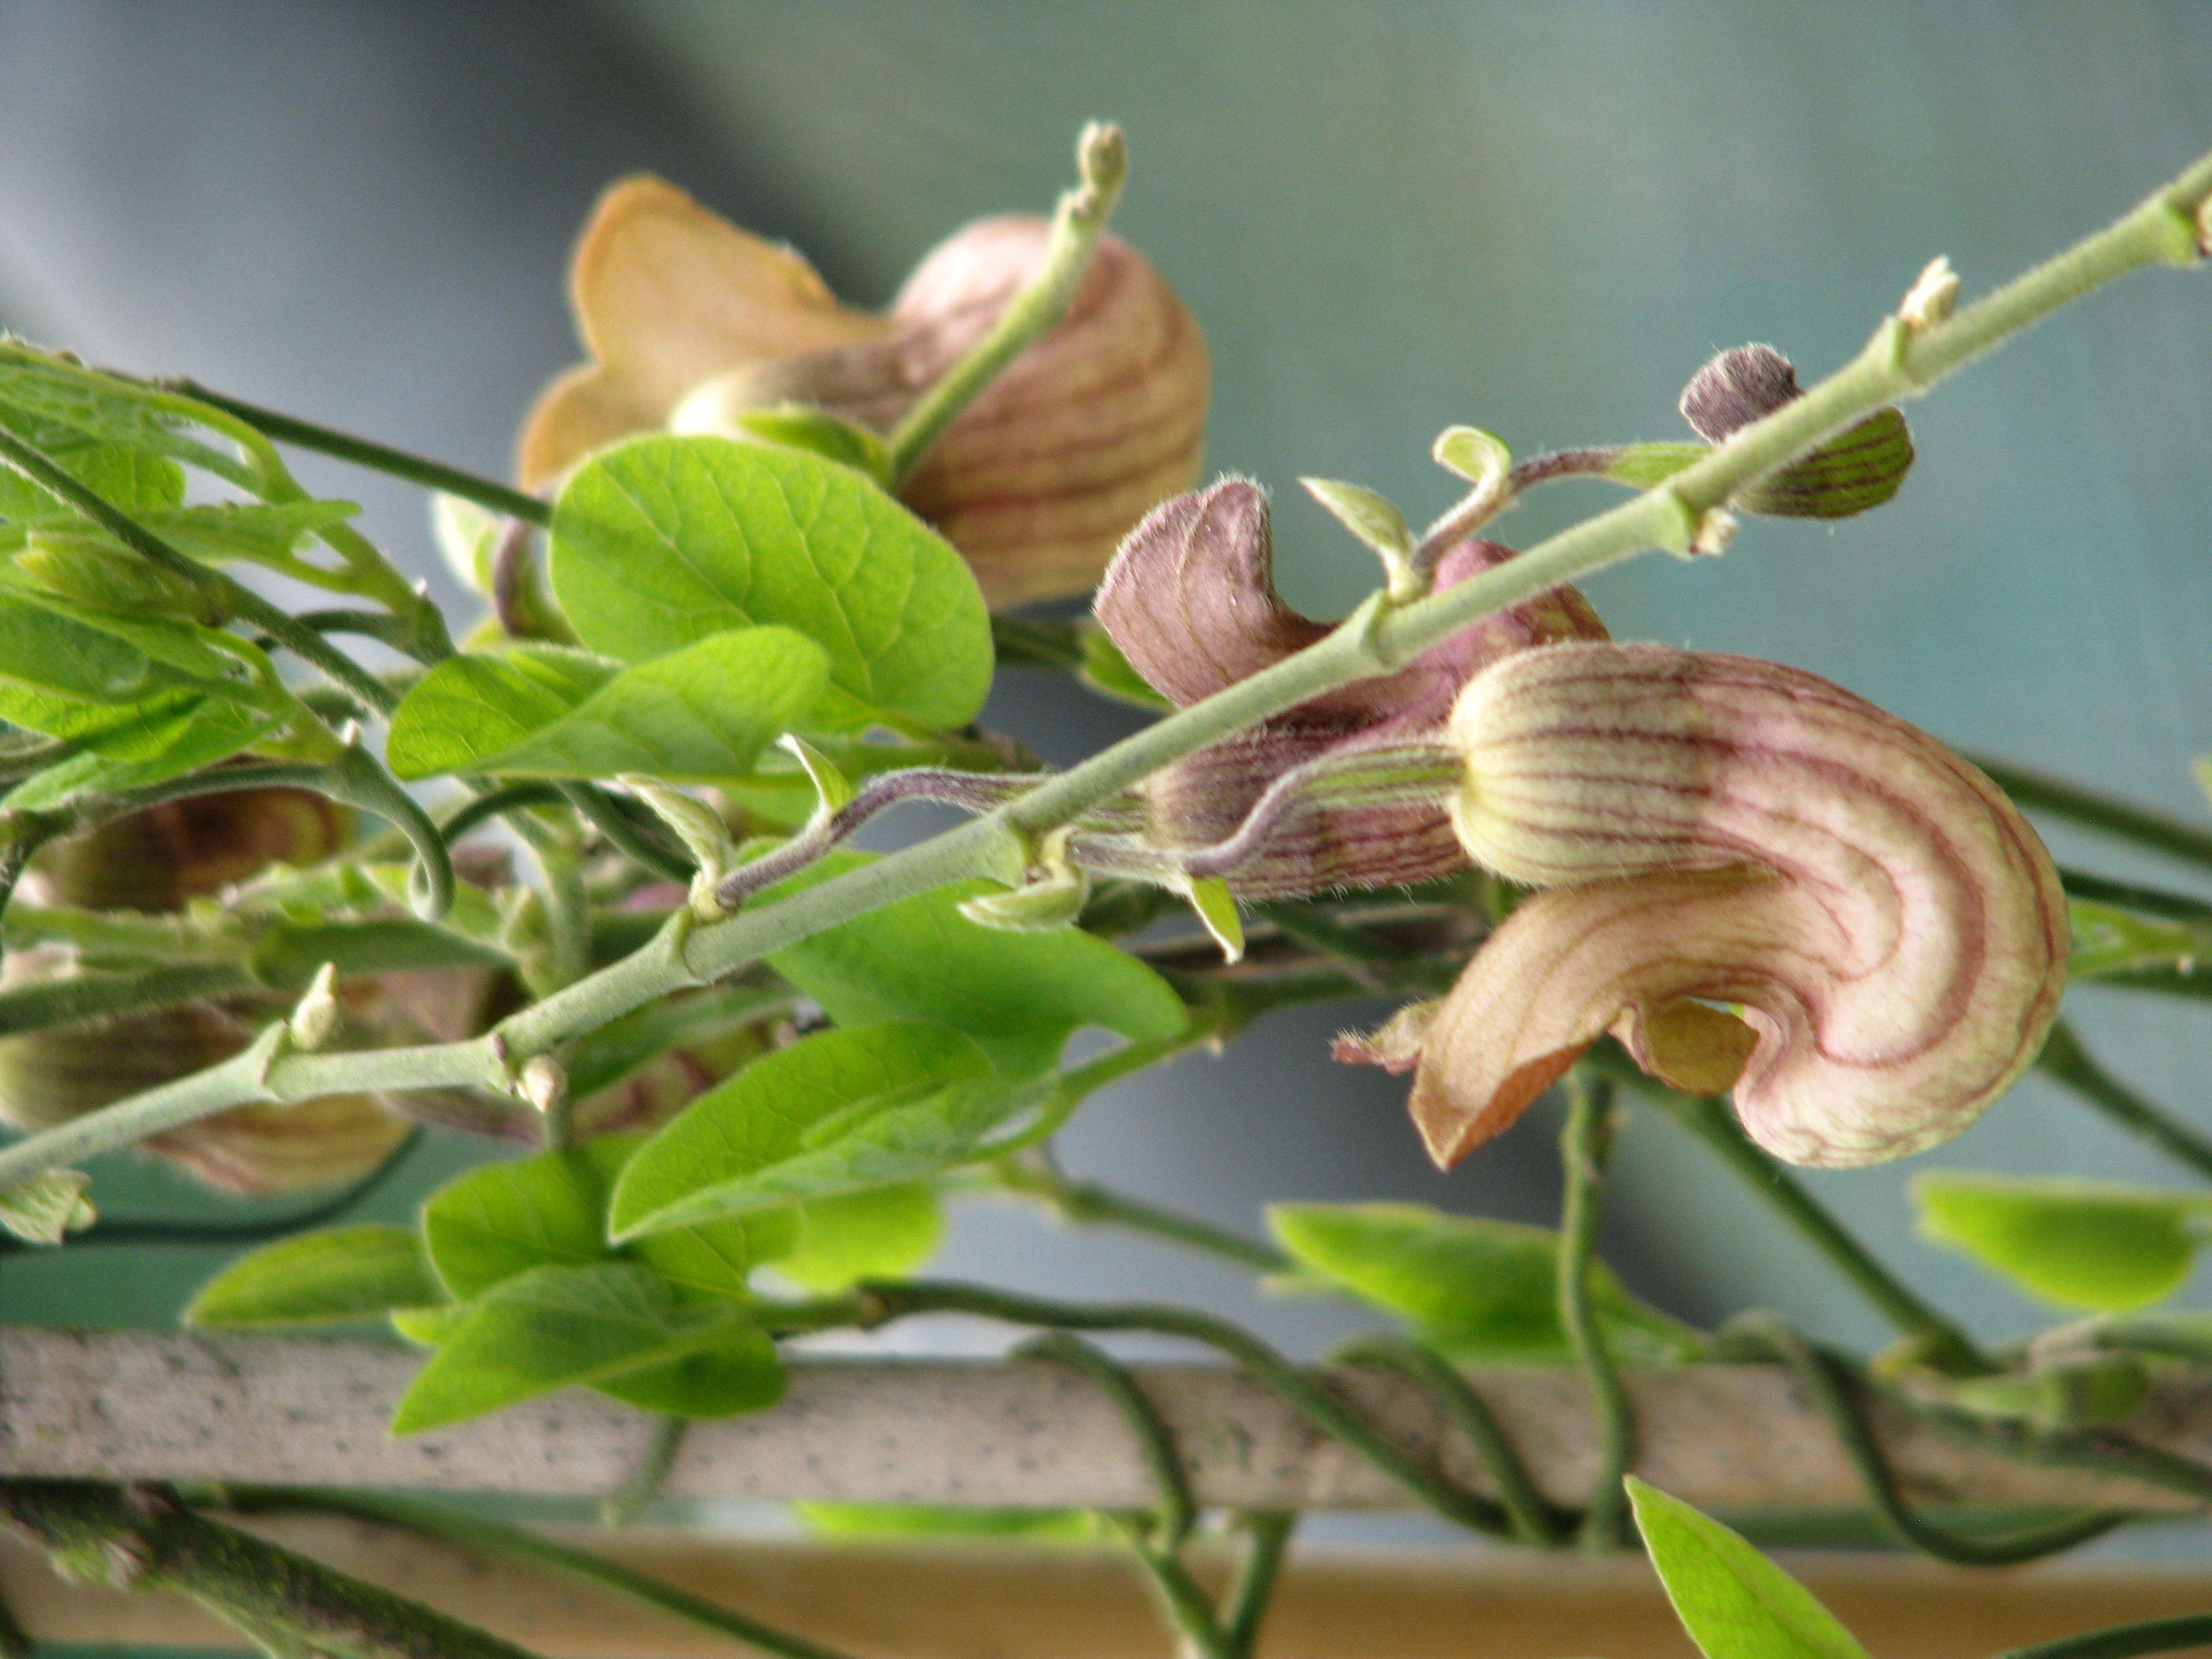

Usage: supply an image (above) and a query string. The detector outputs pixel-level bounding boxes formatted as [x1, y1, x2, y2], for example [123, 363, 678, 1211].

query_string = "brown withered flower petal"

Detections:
[1404, 642, 2068, 1168]
[1084, 480, 1605, 897]
[520, 180, 1208, 608]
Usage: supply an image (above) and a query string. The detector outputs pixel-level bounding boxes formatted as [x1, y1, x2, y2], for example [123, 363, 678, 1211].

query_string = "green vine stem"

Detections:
[1330, 1337, 1566, 1547]
[1219, 1511, 1295, 1659]
[1018, 1332, 1199, 1546]
[981, 1151, 1289, 1273]
[1601, 1052, 1987, 1374]
[0, 145, 2207, 1218]
[1971, 754, 2212, 872]
[599, 1415, 689, 1530]
[1725, 1317, 2129, 1565]
[224, 1488, 861, 1659]
[0, 1479, 546, 1659]
[162, 379, 552, 527]
[1559, 1071, 1635, 1551]
[831, 1277, 1517, 1536]
[2035, 1019, 2212, 1183]
[1996, 1614, 2212, 1659]
[884, 121, 1128, 483]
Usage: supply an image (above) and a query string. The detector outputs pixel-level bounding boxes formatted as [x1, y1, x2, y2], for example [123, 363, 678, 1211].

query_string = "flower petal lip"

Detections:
[518, 176, 887, 492]
[520, 184, 1209, 609]
[1418, 642, 2068, 1168]
[1087, 479, 1606, 897]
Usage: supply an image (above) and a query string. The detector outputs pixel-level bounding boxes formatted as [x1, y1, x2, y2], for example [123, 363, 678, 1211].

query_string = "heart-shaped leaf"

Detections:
[549, 435, 990, 731]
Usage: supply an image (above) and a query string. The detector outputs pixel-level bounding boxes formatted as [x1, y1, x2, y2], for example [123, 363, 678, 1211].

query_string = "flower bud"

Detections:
[520, 179, 1209, 607]
[1086, 480, 1605, 897]
[1405, 642, 2068, 1168]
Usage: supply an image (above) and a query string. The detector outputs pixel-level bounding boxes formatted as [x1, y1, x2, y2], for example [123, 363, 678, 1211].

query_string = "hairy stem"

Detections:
[1019, 1332, 1198, 1546]
[885, 121, 1128, 483]
[1220, 1511, 1295, 1659]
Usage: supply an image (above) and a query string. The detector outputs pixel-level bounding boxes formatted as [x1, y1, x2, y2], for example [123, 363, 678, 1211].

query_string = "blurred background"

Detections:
[0, 0, 2209, 1565]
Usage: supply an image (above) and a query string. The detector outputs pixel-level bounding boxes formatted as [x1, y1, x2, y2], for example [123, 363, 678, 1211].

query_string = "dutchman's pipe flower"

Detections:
[1083, 478, 1607, 898]
[1361, 643, 2069, 1170]
[520, 178, 1208, 607]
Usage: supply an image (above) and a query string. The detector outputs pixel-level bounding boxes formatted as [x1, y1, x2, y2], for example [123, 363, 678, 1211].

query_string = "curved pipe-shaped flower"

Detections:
[519, 180, 1208, 608]
[1085, 478, 1606, 897]
[1401, 642, 2068, 1168]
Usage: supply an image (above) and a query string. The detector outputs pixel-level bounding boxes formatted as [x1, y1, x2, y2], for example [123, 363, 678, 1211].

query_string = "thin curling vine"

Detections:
[0, 125, 2209, 1659]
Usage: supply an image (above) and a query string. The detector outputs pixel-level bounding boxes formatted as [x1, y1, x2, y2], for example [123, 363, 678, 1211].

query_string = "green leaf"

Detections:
[1912, 1173, 2209, 1311]
[3, 693, 281, 811]
[762, 855, 1188, 1078]
[718, 403, 890, 482]
[776, 1183, 946, 1292]
[0, 438, 185, 521]
[1300, 477, 1414, 558]
[0, 1168, 95, 1244]
[794, 1503, 1100, 1541]
[1627, 1479, 1873, 1659]
[1267, 1202, 1701, 1363]
[609, 1022, 1003, 1239]
[387, 627, 829, 783]
[390, 1263, 771, 1433]
[1431, 425, 1512, 484]
[549, 435, 991, 731]
[1076, 623, 1174, 711]
[185, 1225, 443, 1328]
[419, 1136, 792, 1303]
[0, 344, 257, 488]
[1605, 443, 1707, 489]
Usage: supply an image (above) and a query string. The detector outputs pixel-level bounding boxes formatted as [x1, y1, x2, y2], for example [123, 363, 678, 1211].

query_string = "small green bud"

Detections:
[0, 1167, 96, 1244]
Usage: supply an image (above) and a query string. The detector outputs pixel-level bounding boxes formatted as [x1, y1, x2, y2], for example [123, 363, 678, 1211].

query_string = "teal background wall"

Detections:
[0, 3, 2209, 1642]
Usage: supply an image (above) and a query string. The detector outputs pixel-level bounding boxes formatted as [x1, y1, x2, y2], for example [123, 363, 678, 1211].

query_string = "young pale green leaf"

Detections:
[0, 346, 256, 488]
[762, 855, 1188, 1078]
[550, 434, 991, 731]
[1912, 1173, 2209, 1311]
[1300, 477, 1415, 559]
[609, 1022, 1002, 1239]
[1076, 623, 1174, 711]
[1626, 1479, 1873, 1659]
[711, 403, 891, 483]
[1431, 425, 1512, 485]
[185, 1225, 444, 1328]
[3, 693, 281, 811]
[775, 1182, 946, 1292]
[0, 1168, 95, 1244]
[1267, 1202, 1702, 1363]
[0, 436, 185, 521]
[389, 1263, 766, 1433]
[388, 627, 828, 783]
[421, 1136, 794, 1303]
[1605, 443, 1708, 489]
